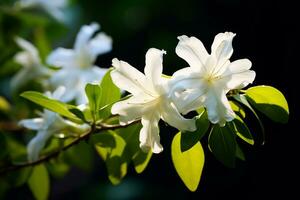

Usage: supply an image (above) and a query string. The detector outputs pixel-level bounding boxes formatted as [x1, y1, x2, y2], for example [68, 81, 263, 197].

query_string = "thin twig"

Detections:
[0, 119, 141, 175]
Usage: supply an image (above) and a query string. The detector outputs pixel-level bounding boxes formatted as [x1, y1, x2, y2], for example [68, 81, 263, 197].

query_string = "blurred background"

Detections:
[0, 0, 298, 199]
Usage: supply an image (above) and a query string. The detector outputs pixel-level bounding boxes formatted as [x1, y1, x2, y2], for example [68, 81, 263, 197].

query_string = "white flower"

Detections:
[19, 87, 90, 162]
[172, 32, 256, 126]
[47, 22, 112, 104]
[11, 37, 50, 91]
[110, 48, 196, 154]
[17, 0, 68, 22]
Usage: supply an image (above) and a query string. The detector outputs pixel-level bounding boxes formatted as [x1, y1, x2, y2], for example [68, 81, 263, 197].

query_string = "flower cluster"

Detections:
[111, 32, 255, 153]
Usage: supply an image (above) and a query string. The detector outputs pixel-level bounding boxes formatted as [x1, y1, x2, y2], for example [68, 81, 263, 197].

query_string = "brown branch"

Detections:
[0, 119, 141, 175]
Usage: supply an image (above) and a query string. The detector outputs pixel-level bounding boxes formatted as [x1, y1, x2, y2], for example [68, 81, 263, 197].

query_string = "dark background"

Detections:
[4, 0, 299, 199]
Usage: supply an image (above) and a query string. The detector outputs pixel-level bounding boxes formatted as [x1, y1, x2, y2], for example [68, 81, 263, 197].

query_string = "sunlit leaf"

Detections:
[20, 91, 81, 123]
[234, 94, 265, 145]
[132, 150, 152, 174]
[85, 83, 102, 121]
[28, 164, 49, 200]
[0, 96, 10, 112]
[98, 69, 121, 119]
[229, 100, 246, 118]
[246, 85, 289, 123]
[232, 116, 254, 145]
[171, 132, 204, 192]
[181, 111, 209, 152]
[208, 124, 236, 168]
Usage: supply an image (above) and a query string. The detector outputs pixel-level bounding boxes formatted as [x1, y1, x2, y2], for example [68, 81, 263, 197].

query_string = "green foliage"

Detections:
[21, 91, 82, 123]
[28, 164, 50, 200]
[208, 124, 237, 168]
[229, 100, 246, 118]
[171, 132, 204, 192]
[246, 86, 289, 123]
[85, 83, 102, 121]
[235, 144, 245, 161]
[98, 69, 121, 120]
[180, 111, 209, 152]
[232, 115, 254, 145]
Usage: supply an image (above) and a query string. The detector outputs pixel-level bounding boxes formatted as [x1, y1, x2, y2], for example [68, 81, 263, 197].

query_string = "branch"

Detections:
[0, 119, 141, 175]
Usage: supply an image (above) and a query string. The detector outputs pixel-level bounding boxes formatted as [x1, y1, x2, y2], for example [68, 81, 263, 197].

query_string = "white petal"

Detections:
[51, 86, 66, 100]
[10, 68, 34, 91]
[111, 58, 151, 95]
[15, 37, 39, 59]
[111, 95, 153, 125]
[176, 35, 209, 71]
[27, 130, 53, 162]
[203, 87, 235, 126]
[19, 118, 44, 130]
[160, 100, 196, 132]
[211, 32, 235, 65]
[88, 32, 112, 59]
[139, 112, 163, 154]
[47, 48, 76, 68]
[144, 48, 166, 90]
[74, 23, 100, 51]
[220, 59, 256, 89]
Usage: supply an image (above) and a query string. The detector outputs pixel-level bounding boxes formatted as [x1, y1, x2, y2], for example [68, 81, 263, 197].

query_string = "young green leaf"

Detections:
[132, 150, 152, 174]
[232, 116, 254, 145]
[234, 94, 265, 145]
[208, 124, 236, 168]
[28, 164, 50, 200]
[171, 132, 205, 192]
[181, 111, 210, 152]
[229, 100, 246, 118]
[20, 91, 81, 123]
[85, 83, 102, 121]
[246, 85, 289, 123]
[98, 69, 121, 119]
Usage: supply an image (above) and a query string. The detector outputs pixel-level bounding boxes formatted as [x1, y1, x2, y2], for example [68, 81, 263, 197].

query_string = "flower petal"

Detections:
[111, 58, 150, 95]
[47, 48, 76, 68]
[144, 48, 166, 90]
[203, 87, 235, 126]
[160, 100, 196, 132]
[15, 37, 39, 60]
[139, 112, 163, 154]
[176, 35, 209, 71]
[88, 32, 112, 60]
[27, 130, 52, 162]
[74, 23, 100, 51]
[111, 95, 153, 125]
[51, 86, 66, 100]
[19, 118, 44, 130]
[211, 32, 235, 66]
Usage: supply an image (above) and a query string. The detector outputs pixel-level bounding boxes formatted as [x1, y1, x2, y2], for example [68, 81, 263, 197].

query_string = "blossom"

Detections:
[110, 48, 196, 154]
[47, 22, 112, 104]
[19, 87, 90, 162]
[172, 32, 256, 126]
[17, 0, 68, 22]
[11, 37, 50, 91]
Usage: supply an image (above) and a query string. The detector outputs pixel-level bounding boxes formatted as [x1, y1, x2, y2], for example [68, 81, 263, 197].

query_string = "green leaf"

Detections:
[181, 111, 210, 152]
[171, 132, 205, 192]
[233, 116, 254, 145]
[208, 124, 236, 168]
[229, 100, 246, 118]
[0, 96, 10, 112]
[132, 150, 152, 174]
[68, 108, 87, 123]
[90, 131, 116, 148]
[235, 144, 245, 161]
[246, 85, 289, 123]
[95, 131, 128, 185]
[234, 94, 265, 145]
[85, 83, 102, 121]
[28, 164, 50, 200]
[20, 91, 81, 123]
[98, 69, 121, 119]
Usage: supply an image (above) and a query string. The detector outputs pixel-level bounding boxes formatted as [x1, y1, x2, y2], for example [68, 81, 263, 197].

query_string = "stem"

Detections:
[0, 119, 140, 175]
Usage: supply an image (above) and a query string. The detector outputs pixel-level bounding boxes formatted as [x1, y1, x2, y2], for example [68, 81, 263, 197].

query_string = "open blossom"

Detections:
[110, 48, 196, 154]
[11, 37, 50, 91]
[47, 22, 112, 104]
[17, 0, 68, 22]
[172, 32, 255, 126]
[19, 87, 90, 162]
